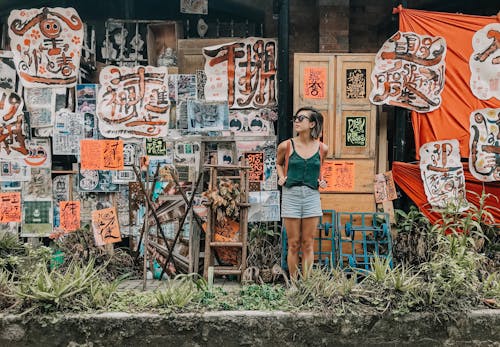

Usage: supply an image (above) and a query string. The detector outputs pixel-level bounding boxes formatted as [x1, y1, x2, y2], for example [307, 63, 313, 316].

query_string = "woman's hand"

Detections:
[278, 176, 287, 186]
[318, 179, 327, 189]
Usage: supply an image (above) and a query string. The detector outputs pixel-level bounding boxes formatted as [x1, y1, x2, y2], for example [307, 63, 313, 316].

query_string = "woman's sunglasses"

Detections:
[293, 114, 310, 122]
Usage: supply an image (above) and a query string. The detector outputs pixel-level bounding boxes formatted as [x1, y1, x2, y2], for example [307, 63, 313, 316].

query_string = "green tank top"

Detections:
[285, 139, 321, 189]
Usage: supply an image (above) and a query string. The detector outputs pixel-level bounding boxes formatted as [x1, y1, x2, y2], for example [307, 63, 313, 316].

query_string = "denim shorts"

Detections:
[281, 185, 323, 218]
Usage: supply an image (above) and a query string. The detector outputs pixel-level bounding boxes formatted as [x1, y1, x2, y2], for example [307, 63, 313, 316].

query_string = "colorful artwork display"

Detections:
[203, 37, 278, 108]
[303, 67, 327, 99]
[469, 108, 500, 182]
[187, 99, 229, 131]
[469, 23, 500, 101]
[8, 7, 84, 88]
[80, 139, 124, 171]
[97, 65, 170, 138]
[0, 88, 27, 158]
[370, 31, 446, 112]
[419, 139, 468, 211]
[91, 207, 121, 246]
[319, 160, 355, 192]
[0, 192, 21, 223]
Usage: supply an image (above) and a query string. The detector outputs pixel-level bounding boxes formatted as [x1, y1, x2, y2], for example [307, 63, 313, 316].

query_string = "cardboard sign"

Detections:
[303, 67, 327, 99]
[320, 160, 355, 192]
[8, 7, 84, 88]
[80, 139, 124, 170]
[245, 152, 265, 182]
[374, 171, 398, 203]
[0, 192, 21, 223]
[91, 207, 121, 246]
[59, 201, 80, 232]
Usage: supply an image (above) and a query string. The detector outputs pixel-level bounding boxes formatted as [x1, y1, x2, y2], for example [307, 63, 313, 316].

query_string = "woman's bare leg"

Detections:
[284, 217, 301, 280]
[300, 216, 319, 278]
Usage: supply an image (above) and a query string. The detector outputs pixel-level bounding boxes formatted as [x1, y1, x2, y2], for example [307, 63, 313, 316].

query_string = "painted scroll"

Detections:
[370, 31, 446, 112]
[0, 88, 27, 158]
[8, 7, 84, 88]
[203, 37, 278, 109]
[470, 23, 500, 100]
[419, 139, 468, 211]
[91, 207, 121, 246]
[469, 108, 500, 182]
[97, 65, 170, 138]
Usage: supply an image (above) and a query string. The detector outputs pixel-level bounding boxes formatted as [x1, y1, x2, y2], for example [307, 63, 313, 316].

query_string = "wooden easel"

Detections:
[203, 163, 250, 283]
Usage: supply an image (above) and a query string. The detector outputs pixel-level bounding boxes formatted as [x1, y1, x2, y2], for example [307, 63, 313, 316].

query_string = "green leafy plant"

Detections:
[154, 274, 203, 309]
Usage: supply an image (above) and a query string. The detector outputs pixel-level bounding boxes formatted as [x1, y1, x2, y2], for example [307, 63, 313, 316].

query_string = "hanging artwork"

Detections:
[24, 138, 51, 168]
[177, 74, 197, 100]
[248, 190, 280, 222]
[53, 174, 70, 228]
[419, 139, 468, 211]
[53, 109, 83, 155]
[245, 152, 265, 181]
[78, 168, 119, 193]
[146, 138, 167, 156]
[22, 167, 52, 200]
[229, 109, 272, 136]
[196, 69, 206, 100]
[203, 37, 278, 109]
[8, 7, 84, 88]
[187, 100, 229, 131]
[0, 192, 21, 223]
[0, 88, 27, 158]
[21, 200, 52, 237]
[0, 55, 18, 91]
[303, 67, 327, 99]
[319, 160, 355, 192]
[469, 23, 500, 100]
[91, 207, 121, 246]
[24, 88, 55, 128]
[374, 171, 398, 203]
[97, 65, 170, 138]
[469, 108, 500, 182]
[370, 31, 446, 112]
[236, 140, 277, 190]
[59, 201, 80, 232]
[80, 139, 124, 171]
[0, 160, 30, 182]
[180, 0, 208, 15]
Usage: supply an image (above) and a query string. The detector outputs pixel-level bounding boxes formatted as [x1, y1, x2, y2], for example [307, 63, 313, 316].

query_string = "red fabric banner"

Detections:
[392, 161, 500, 224]
[398, 7, 500, 159]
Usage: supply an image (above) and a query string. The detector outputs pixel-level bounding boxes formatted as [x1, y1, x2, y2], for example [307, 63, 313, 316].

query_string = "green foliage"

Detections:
[0, 269, 17, 310]
[154, 274, 203, 309]
[236, 284, 285, 310]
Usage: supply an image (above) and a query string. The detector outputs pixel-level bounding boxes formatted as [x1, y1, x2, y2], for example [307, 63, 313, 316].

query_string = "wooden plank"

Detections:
[320, 193, 376, 212]
[146, 21, 182, 66]
[377, 110, 389, 173]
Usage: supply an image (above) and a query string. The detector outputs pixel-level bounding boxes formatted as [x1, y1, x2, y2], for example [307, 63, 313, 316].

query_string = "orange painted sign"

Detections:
[91, 207, 121, 246]
[59, 201, 80, 232]
[0, 192, 21, 222]
[304, 67, 327, 99]
[320, 160, 355, 192]
[80, 139, 124, 170]
[245, 152, 265, 181]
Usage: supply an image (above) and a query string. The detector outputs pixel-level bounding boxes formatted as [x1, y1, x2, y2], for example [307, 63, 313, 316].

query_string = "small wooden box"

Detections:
[147, 21, 183, 66]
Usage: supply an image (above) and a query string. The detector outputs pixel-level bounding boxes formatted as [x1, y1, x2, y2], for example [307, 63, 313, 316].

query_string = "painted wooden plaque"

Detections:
[469, 108, 500, 182]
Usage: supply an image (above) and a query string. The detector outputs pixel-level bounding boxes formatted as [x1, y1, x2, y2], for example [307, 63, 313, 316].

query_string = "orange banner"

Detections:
[320, 160, 355, 192]
[0, 192, 21, 223]
[59, 201, 80, 232]
[303, 67, 327, 99]
[245, 152, 265, 181]
[398, 7, 500, 158]
[80, 139, 124, 170]
[91, 207, 121, 246]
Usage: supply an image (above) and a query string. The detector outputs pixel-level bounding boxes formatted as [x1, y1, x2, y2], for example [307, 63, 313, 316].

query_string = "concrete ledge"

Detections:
[1, 309, 499, 346]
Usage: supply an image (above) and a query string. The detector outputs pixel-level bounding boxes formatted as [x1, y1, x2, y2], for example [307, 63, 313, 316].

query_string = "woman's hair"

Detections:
[295, 106, 323, 139]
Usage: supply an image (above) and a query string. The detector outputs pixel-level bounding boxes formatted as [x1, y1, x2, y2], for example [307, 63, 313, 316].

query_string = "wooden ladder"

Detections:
[203, 163, 250, 282]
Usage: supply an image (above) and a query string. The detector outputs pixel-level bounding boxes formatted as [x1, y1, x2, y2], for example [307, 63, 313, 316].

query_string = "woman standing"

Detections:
[277, 107, 328, 280]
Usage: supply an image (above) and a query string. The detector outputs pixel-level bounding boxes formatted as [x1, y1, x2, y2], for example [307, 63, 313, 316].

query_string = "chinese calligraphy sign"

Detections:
[0, 88, 27, 158]
[374, 171, 397, 203]
[97, 65, 170, 138]
[203, 37, 278, 108]
[319, 160, 355, 192]
[60, 201, 80, 232]
[146, 138, 167, 156]
[469, 108, 500, 182]
[346, 69, 366, 99]
[8, 7, 84, 88]
[303, 67, 327, 99]
[469, 23, 500, 100]
[91, 207, 121, 246]
[419, 139, 468, 211]
[245, 152, 265, 182]
[370, 31, 446, 112]
[80, 139, 124, 170]
[345, 116, 367, 147]
[0, 192, 21, 223]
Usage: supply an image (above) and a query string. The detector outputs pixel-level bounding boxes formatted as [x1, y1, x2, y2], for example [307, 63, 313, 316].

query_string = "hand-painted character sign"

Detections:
[470, 23, 500, 100]
[469, 108, 500, 182]
[8, 7, 84, 88]
[203, 37, 278, 109]
[370, 31, 446, 112]
[0, 192, 21, 223]
[419, 139, 468, 211]
[0, 88, 27, 158]
[245, 152, 265, 181]
[97, 65, 170, 138]
[59, 200, 80, 232]
[91, 207, 121, 246]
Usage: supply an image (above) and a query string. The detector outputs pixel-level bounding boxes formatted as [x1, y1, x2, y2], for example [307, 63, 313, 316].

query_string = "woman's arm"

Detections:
[276, 140, 289, 186]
